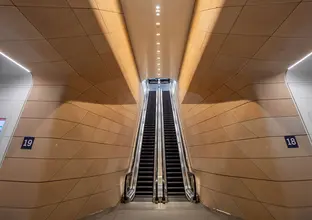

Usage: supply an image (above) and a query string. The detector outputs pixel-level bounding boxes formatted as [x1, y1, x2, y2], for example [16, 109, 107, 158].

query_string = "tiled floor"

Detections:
[82, 202, 240, 220]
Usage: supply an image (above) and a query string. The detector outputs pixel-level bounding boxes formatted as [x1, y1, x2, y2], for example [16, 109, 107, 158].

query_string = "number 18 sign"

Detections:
[284, 136, 299, 148]
[21, 136, 35, 150]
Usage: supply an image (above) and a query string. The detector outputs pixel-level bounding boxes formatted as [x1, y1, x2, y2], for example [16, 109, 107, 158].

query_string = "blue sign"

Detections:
[21, 136, 35, 150]
[284, 136, 299, 148]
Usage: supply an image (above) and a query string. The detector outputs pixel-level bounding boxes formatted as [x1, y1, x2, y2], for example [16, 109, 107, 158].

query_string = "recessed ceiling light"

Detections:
[156, 9, 160, 13]
[157, 63, 160, 66]
[157, 50, 160, 53]
[157, 57, 160, 60]
[156, 5, 160, 9]
[156, 33, 160, 36]
[156, 22, 160, 26]
[156, 42, 160, 45]
[156, 13, 160, 16]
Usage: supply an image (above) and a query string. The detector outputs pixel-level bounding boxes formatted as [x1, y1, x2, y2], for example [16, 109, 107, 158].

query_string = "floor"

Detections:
[82, 202, 240, 220]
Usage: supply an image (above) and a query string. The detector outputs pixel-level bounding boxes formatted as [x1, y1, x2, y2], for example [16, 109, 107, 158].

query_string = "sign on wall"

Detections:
[284, 136, 299, 148]
[0, 118, 6, 133]
[21, 136, 35, 150]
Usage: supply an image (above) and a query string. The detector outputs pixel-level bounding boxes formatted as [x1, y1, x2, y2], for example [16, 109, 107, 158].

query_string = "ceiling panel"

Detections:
[121, 0, 195, 80]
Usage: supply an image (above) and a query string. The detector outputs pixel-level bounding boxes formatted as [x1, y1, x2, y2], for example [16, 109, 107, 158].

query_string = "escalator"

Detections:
[123, 81, 198, 203]
[135, 91, 156, 198]
[162, 91, 185, 198]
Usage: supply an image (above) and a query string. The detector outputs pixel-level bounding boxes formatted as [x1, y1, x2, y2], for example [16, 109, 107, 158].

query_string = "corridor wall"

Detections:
[0, 0, 140, 219]
[178, 1, 312, 220]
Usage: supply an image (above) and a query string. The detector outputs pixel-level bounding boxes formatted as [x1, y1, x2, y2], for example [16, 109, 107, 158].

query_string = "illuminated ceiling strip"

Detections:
[288, 52, 312, 70]
[0, 52, 31, 73]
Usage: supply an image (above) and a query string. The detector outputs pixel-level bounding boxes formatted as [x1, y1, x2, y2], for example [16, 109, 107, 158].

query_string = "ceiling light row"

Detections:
[156, 5, 161, 76]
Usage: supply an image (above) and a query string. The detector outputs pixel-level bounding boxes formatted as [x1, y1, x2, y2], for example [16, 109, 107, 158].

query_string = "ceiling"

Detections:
[0, 0, 140, 103]
[121, 0, 195, 80]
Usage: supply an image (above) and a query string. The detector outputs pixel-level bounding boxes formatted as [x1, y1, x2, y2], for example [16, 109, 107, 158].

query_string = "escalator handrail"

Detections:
[169, 88, 199, 203]
[122, 87, 149, 202]
[160, 90, 168, 203]
[152, 90, 159, 202]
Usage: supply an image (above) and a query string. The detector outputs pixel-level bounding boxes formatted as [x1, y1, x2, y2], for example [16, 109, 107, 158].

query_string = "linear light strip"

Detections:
[0, 52, 31, 73]
[288, 52, 312, 70]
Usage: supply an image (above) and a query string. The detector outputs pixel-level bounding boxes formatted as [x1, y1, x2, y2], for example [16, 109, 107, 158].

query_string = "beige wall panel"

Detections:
[74, 9, 108, 35]
[51, 159, 94, 180]
[179, 0, 312, 218]
[77, 187, 120, 218]
[209, 189, 245, 218]
[223, 123, 257, 140]
[199, 172, 255, 199]
[12, 0, 69, 7]
[274, 2, 312, 37]
[0, 40, 61, 64]
[241, 117, 305, 137]
[65, 176, 100, 200]
[67, 0, 98, 9]
[0, 1, 139, 218]
[0, 180, 78, 207]
[14, 118, 77, 138]
[199, 186, 217, 208]
[0, 0, 13, 5]
[85, 158, 128, 176]
[265, 204, 312, 220]
[189, 142, 245, 158]
[95, 171, 123, 193]
[220, 35, 268, 58]
[238, 83, 291, 100]
[47, 197, 88, 220]
[226, 60, 288, 91]
[192, 158, 268, 179]
[0, 205, 56, 220]
[252, 157, 312, 181]
[197, 7, 242, 33]
[235, 136, 312, 158]
[233, 197, 275, 220]
[20, 7, 85, 38]
[243, 179, 312, 207]
[23, 102, 88, 123]
[28, 86, 81, 102]
[95, 0, 121, 12]
[6, 137, 84, 159]
[0, 6, 42, 41]
[197, 0, 246, 10]
[74, 143, 131, 159]
[231, 3, 297, 35]
[247, 0, 301, 5]
[0, 158, 66, 182]
[255, 37, 312, 62]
